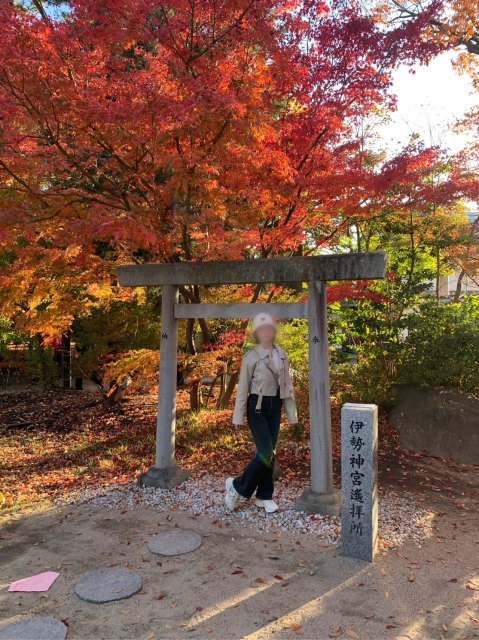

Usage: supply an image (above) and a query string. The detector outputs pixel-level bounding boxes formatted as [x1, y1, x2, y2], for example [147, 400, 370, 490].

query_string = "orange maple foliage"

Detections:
[0, 0, 461, 337]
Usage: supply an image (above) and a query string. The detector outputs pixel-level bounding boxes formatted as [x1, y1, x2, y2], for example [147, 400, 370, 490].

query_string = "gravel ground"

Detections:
[60, 473, 434, 549]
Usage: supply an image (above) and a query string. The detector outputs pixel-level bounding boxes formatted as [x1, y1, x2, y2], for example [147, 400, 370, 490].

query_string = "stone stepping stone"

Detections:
[148, 529, 202, 556]
[74, 568, 142, 604]
[0, 617, 67, 640]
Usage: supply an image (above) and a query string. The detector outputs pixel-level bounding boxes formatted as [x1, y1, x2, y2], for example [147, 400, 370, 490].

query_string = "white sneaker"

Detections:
[224, 477, 240, 511]
[255, 498, 279, 513]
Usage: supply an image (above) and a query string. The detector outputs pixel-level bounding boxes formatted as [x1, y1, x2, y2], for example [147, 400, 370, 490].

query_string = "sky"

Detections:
[380, 51, 477, 155]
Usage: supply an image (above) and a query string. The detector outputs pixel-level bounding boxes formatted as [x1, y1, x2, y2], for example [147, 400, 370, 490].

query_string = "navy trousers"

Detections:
[233, 392, 282, 500]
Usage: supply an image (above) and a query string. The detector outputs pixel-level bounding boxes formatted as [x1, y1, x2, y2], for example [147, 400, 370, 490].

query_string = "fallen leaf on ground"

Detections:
[120, 610, 130, 614]
[408, 573, 414, 582]
[345, 630, 359, 639]
[449, 578, 458, 583]
[365, 614, 375, 619]
[381, 568, 386, 576]
[273, 574, 284, 580]
[261, 609, 269, 614]
[204, 627, 212, 633]
[255, 577, 266, 584]
[385, 592, 389, 598]
[95, 620, 107, 626]
[146, 634, 154, 640]
[155, 593, 165, 600]
[111, 589, 123, 593]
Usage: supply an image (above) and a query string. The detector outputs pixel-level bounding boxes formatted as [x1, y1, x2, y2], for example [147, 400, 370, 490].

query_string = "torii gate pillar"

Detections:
[293, 280, 340, 514]
[117, 252, 387, 514]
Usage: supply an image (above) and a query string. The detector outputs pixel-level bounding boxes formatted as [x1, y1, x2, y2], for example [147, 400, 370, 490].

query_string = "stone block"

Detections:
[137, 464, 190, 489]
[148, 529, 202, 556]
[293, 487, 341, 516]
[0, 618, 67, 640]
[74, 568, 142, 604]
[341, 403, 378, 562]
[389, 384, 479, 464]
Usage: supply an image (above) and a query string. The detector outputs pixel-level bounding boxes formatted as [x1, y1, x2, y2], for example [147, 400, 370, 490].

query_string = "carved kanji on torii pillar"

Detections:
[117, 252, 387, 515]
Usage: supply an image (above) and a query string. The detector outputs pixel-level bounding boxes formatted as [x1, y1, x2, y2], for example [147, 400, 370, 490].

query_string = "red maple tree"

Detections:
[0, 0, 470, 337]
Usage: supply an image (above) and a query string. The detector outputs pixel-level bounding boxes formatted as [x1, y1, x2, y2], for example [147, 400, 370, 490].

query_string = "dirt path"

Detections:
[1, 485, 478, 640]
[1, 390, 479, 639]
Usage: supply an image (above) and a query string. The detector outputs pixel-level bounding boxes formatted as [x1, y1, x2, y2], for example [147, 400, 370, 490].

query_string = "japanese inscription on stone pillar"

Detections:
[341, 403, 378, 562]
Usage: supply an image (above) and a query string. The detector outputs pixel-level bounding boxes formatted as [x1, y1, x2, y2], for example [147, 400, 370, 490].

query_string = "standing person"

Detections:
[225, 313, 298, 513]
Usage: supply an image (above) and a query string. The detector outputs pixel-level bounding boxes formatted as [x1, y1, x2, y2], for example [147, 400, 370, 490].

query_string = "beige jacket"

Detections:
[232, 344, 298, 425]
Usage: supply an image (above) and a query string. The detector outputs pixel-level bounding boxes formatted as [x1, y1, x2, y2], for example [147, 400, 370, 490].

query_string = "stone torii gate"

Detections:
[117, 252, 386, 515]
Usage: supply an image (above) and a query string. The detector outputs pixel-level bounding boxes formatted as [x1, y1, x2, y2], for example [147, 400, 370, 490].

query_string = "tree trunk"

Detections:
[216, 370, 239, 409]
[436, 247, 440, 300]
[184, 317, 200, 411]
[61, 331, 71, 389]
[190, 382, 200, 411]
[185, 318, 196, 355]
[215, 372, 227, 409]
[198, 317, 211, 346]
[453, 268, 466, 303]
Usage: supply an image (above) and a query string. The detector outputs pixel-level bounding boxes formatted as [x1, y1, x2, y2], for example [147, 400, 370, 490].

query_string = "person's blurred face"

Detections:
[255, 324, 275, 345]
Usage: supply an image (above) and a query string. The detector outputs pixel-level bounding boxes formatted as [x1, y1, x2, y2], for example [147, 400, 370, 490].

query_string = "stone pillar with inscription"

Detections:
[138, 285, 191, 489]
[341, 403, 378, 562]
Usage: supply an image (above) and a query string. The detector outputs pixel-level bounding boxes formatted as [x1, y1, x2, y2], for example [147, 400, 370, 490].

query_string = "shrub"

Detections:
[396, 297, 479, 395]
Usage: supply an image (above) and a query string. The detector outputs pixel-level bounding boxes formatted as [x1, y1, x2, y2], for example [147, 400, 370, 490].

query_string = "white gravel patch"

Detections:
[60, 473, 434, 549]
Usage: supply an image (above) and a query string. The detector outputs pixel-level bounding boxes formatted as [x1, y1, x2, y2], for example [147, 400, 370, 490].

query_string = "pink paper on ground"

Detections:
[8, 571, 60, 592]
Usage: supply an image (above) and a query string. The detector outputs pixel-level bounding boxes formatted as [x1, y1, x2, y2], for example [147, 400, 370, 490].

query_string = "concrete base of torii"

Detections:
[293, 487, 341, 516]
[138, 464, 190, 490]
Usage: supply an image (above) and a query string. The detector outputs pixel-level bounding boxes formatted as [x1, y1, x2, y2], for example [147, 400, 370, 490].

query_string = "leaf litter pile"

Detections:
[0, 389, 439, 548]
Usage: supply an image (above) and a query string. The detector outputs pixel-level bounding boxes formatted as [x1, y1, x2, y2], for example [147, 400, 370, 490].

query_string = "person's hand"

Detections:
[233, 423, 242, 432]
